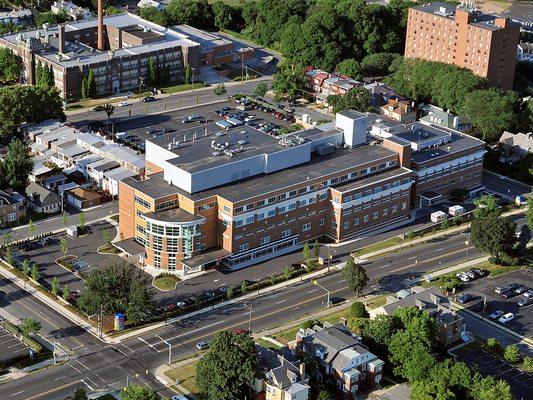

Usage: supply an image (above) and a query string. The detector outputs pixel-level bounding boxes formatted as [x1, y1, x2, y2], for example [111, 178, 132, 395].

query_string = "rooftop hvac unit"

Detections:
[215, 132, 224, 137]
[237, 140, 246, 146]
[316, 143, 335, 156]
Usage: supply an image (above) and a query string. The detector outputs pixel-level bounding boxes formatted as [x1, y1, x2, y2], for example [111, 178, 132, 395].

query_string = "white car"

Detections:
[498, 313, 514, 324]
[488, 310, 504, 319]
[456, 273, 470, 282]
[464, 271, 476, 280]
[244, 115, 256, 122]
[118, 101, 129, 107]
[171, 396, 189, 400]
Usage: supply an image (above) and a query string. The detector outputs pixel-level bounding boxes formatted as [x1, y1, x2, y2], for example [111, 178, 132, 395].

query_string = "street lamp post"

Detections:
[158, 335, 172, 365]
[53, 341, 57, 365]
[243, 303, 253, 332]
[327, 244, 332, 272]
[191, 67, 196, 91]
[461, 232, 470, 261]
[312, 280, 330, 308]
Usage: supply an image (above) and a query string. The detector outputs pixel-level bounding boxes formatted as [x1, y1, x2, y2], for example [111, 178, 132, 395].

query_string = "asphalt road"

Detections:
[66, 79, 272, 125]
[482, 170, 532, 200]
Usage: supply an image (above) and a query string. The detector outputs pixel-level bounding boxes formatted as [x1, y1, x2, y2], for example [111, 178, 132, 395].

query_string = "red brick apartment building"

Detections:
[117, 110, 485, 277]
[405, 2, 520, 90]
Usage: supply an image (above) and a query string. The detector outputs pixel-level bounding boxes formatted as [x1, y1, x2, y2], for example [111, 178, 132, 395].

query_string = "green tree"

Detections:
[47, 64, 55, 87]
[283, 266, 292, 280]
[486, 337, 501, 353]
[139, 6, 170, 27]
[35, 61, 44, 87]
[342, 259, 369, 296]
[213, 83, 227, 97]
[0, 86, 65, 137]
[411, 380, 457, 400]
[331, 87, 373, 114]
[350, 301, 369, 318]
[166, 0, 214, 29]
[272, 62, 305, 100]
[470, 214, 516, 261]
[86, 69, 96, 99]
[226, 286, 234, 300]
[77, 213, 86, 230]
[4, 139, 34, 192]
[60, 238, 68, 259]
[105, 6, 121, 15]
[336, 58, 361, 79]
[2, 232, 11, 248]
[316, 391, 331, 400]
[20, 318, 41, 335]
[254, 82, 268, 98]
[240, 280, 248, 294]
[474, 195, 500, 219]
[463, 88, 520, 143]
[313, 240, 320, 259]
[51, 276, 59, 296]
[523, 356, 533, 370]
[103, 228, 112, 245]
[302, 242, 311, 261]
[503, 344, 521, 363]
[120, 385, 160, 400]
[184, 64, 192, 84]
[196, 330, 257, 400]
[147, 57, 157, 87]
[73, 388, 87, 400]
[0, 48, 22, 83]
[77, 263, 155, 324]
[62, 284, 70, 301]
[470, 373, 513, 400]
[22, 258, 31, 277]
[31, 263, 40, 281]
[212, 1, 241, 30]
[62, 211, 67, 226]
[28, 219, 36, 236]
[102, 104, 115, 124]
[5, 247, 14, 266]
[361, 52, 400, 77]
[389, 331, 437, 382]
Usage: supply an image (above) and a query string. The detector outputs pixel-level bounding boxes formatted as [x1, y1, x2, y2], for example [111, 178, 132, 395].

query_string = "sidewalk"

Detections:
[154, 358, 198, 398]
[0, 261, 114, 343]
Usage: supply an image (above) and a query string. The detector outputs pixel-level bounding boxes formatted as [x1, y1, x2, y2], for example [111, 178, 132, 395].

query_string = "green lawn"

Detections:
[255, 338, 282, 350]
[98, 243, 121, 254]
[357, 236, 404, 257]
[165, 361, 199, 395]
[160, 82, 205, 94]
[153, 275, 180, 291]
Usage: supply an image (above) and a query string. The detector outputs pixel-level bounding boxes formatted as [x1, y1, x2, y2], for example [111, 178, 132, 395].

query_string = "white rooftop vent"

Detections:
[237, 140, 246, 146]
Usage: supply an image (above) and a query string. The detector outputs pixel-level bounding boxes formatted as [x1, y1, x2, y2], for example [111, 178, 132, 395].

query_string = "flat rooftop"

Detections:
[172, 24, 231, 51]
[144, 208, 203, 223]
[333, 167, 411, 193]
[124, 144, 397, 203]
[148, 125, 334, 173]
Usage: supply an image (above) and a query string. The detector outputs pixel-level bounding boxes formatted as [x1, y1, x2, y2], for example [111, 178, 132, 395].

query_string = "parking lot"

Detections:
[458, 348, 532, 400]
[92, 97, 329, 153]
[457, 269, 533, 337]
[0, 323, 30, 363]
[13, 221, 121, 293]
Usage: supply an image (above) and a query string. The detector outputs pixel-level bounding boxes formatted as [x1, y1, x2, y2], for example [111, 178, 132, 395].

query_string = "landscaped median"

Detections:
[152, 273, 180, 291]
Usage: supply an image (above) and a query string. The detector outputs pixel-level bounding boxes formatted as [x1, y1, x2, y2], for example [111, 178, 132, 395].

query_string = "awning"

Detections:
[420, 191, 443, 201]
[182, 249, 232, 269]
[113, 238, 145, 256]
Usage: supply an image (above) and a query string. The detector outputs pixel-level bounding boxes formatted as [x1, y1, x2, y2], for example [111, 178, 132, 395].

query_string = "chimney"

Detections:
[299, 363, 306, 381]
[97, 0, 104, 51]
[59, 24, 65, 54]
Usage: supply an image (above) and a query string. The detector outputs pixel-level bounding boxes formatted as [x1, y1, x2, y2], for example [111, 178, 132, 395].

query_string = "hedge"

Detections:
[1, 320, 43, 353]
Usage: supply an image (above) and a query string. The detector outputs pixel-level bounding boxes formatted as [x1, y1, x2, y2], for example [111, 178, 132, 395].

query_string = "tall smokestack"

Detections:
[97, 0, 104, 51]
[59, 24, 65, 54]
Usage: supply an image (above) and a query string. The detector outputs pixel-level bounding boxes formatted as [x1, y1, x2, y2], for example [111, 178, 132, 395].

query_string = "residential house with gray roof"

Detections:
[294, 323, 384, 398]
[25, 182, 62, 214]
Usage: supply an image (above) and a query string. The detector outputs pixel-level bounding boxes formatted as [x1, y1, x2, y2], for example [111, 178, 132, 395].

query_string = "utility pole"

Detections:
[157, 335, 172, 364]
[312, 280, 330, 308]
[327, 244, 332, 272]
[243, 303, 253, 332]
[53, 341, 57, 365]
[99, 304, 103, 339]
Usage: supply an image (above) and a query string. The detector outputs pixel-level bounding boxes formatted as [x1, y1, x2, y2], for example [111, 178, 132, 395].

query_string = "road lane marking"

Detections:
[24, 380, 82, 400]
[292, 306, 300, 310]
[11, 391, 24, 396]
[276, 299, 286, 304]
[68, 363, 83, 374]
[307, 289, 317, 293]
[138, 337, 161, 352]
[337, 279, 346, 283]
[434, 248, 445, 252]
[73, 359, 91, 372]
[165, 319, 227, 342]
[407, 256, 417, 260]
[120, 343, 135, 353]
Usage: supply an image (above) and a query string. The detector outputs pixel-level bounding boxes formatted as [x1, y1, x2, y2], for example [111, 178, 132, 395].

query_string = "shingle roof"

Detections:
[25, 182, 61, 208]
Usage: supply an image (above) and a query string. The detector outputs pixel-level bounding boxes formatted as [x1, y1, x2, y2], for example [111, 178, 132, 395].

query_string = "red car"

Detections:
[233, 329, 251, 335]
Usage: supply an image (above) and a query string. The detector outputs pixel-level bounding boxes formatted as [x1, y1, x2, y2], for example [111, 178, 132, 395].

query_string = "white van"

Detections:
[448, 205, 465, 217]
[431, 211, 448, 223]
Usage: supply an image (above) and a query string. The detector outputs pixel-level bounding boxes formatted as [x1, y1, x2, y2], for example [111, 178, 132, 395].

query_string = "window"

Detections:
[333, 197, 340, 203]
[223, 205, 231, 213]
[278, 205, 286, 213]
[256, 199, 265, 207]
[256, 212, 265, 221]
[344, 195, 352, 203]
[299, 187, 307, 194]
[288, 202, 297, 211]
[268, 196, 276, 204]
[342, 209, 352, 216]
[392, 205, 398, 213]
[134, 196, 150, 208]
[363, 215, 369, 222]
[260, 236, 271, 245]
[245, 204, 254, 211]
[239, 243, 249, 252]
[278, 193, 287, 201]
[302, 223, 311, 231]
[156, 200, 177, 211]
[319, 193, 327, 201]
[267, 209, 276, 217]
[344, 221, 349, 229]
[245, 216, 254, 225]
[401, 202, 407, 210]
[235, 219, 243, 227]
[282, 229, 292, 238]
[308, 197, 316, 204]
[354, 218, 359, 225]
[373, 211, 379, 219]
[235, 206, 244, 213]
[332, 221, 338, 228]
[319, 218, 325, 226]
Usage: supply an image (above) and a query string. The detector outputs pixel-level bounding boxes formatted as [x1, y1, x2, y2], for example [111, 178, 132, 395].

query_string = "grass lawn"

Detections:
[97, 243, 121, 254]
[165, 361, 199, 395]
[255, 338, 282, 350]
[153, 275, 180, 291]
[365, 294, 388, 309]
[357, 236, 404, 257]
[160, 82, 205, 94]
[271, 326, 300, 345]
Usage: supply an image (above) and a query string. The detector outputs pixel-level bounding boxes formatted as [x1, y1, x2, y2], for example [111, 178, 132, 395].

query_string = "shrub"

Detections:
[504, 344, 521, 363]
[486, 337, 501, 353]
[301, 319, 320, 330]
[350, 301, 369, 318]
[523, 356, 533, 370]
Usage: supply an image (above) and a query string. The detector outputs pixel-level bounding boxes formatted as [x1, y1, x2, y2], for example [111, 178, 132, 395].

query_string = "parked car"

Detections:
[182, 115, 205, 124]
[457, 293, 473, 304]
[524, 289, 533, 298]
[146, 127, 157, 134]
[142, 96, 156, 102]
[515, 286, 528, 294]
[472, 268, 487, 278]
[176, 301, 186, 308]
[501, 290, 517, 299]
[233, 329, 251, 335]
[464, 271, 476, 280]
[329, 296, 345, 305]
[518, 297, 532, 307]
[488, 310, 504, 319]
[196, 340, 210, 350]
[456, 273, 470, 282]
[118, 101, 129, 107]
[171, 395, 190, 400]
[498, 313, 515, 324]
[92, 105, 104, 112]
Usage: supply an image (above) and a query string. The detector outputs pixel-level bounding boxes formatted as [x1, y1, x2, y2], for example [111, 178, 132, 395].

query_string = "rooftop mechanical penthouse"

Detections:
[118, 111, 485, 276]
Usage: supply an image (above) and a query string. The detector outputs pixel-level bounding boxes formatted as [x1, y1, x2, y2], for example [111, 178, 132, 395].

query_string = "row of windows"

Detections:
[134, 195, 150, 209]
[231, 161, 397, 214]
[334, 203, 407, 229]
[337, 178, 409, 203]
[156, 200, 177, 211]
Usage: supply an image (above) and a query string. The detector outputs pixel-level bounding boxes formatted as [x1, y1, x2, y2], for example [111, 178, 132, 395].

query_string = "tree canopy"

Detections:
[342, 259, 369, 296]
[120, 385, 160, 400]
[329, 87, 373, 114]
[77, 263, 155, 323]
[0, 86, 65, 136]
[0, 48, 22, 83]
[0, 139, 34, 192]
[470, 213, 517, 262]
[196, 330, 257, 400]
